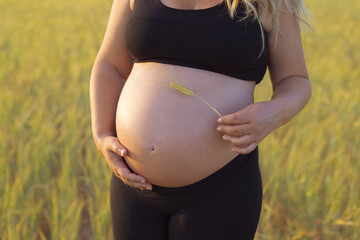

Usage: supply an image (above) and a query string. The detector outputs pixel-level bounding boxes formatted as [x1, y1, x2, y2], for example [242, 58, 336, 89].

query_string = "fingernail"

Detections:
[222, 135, 228, 140]
[216, 126, 222, 131]
[120, 149, 125, 156]
[140, 180, 145, 183]
[231, 147, 237, 152]
[217, 118, 222, 123]
[146, 187, 152, 191]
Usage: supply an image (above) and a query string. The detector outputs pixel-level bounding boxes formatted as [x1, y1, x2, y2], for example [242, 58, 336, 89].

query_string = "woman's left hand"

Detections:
[216, 101, 282, 154]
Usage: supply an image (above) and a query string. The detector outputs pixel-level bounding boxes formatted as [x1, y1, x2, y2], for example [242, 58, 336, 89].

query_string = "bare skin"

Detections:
[116, 62, 254, 187]
[90, 0, 311, 190]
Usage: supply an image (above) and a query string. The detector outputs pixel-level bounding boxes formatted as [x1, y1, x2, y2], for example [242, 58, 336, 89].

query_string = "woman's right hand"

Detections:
[98, 135, 153, 190]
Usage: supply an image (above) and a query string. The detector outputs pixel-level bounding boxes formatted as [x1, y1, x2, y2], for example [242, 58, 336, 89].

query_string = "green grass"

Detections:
[1, 0, 359, 239]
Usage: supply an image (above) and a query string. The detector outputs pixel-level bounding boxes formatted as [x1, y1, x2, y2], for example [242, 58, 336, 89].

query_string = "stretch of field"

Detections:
[1, 0, 359, 239]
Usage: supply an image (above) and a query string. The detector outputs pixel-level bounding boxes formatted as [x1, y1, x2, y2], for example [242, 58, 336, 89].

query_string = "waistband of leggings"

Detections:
[151, 147, 258, 196]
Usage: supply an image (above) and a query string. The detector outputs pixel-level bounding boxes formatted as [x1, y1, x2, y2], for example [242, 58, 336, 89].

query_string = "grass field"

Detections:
[1, 0, 359, 239]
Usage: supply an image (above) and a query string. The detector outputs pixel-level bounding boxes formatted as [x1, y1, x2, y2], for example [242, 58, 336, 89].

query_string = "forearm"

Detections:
[270, 76, 311, 127]
[90, 61, 127, 148]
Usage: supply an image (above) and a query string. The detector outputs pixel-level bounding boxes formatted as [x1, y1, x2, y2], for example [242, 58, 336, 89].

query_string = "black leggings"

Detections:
[110, 147, 262, 240]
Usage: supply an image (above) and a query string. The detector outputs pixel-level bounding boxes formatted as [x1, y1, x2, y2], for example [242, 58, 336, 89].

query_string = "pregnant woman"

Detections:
[90, 0, 311, 239]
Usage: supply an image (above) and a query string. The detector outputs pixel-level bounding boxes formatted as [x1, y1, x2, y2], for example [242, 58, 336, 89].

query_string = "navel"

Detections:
[150, 143, 156, 152]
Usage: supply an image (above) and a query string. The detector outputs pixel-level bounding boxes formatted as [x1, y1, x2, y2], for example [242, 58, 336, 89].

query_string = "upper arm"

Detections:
[262, 2, 309, 91]
[95, 0, 133, 79]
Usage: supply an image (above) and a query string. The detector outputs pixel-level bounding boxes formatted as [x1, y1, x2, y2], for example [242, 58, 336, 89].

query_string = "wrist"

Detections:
[266, 99, 292, 128]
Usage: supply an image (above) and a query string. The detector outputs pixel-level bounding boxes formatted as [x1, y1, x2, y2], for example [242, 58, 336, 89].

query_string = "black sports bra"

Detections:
[125, 0, 269, 84]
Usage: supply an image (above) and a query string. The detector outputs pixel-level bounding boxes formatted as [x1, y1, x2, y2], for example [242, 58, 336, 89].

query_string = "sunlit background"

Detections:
[1, 0, 359, 239]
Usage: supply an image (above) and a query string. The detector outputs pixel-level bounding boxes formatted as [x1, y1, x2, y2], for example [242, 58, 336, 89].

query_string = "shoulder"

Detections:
[257, 4, 272, 33]
[257, 0, 297, 33]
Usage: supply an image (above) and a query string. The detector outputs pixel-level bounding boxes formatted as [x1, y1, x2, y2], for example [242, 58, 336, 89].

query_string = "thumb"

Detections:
[108, 137, 128, 157]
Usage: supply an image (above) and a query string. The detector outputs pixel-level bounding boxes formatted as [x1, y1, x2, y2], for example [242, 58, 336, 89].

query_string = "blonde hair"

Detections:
[223, 0, 311, 53]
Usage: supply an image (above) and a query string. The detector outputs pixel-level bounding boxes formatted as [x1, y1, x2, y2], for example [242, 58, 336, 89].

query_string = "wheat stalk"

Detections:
[163, 74, 222, 117]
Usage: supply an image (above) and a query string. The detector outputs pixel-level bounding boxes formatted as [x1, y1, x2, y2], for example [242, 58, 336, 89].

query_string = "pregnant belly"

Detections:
[116, 63, 255, 187]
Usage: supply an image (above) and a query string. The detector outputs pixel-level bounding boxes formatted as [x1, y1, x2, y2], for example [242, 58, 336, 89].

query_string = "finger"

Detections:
[112, 155, 147, 183]
[217, 111, 250, 125]
[111, 156, 153, 190]
[118, 175, 153, 190]
[106, 150, 146, 183]
[231, 142, 258, 154]
[129, 183, 153, 190]
[102, 137, 152, 190]
[115, 167, 153, 190]
[114, 171, 153, 190]
[120, 175, 153, 190]
[216, 123, 251, 136]
[217, 106, 253, 125]
[222, 134, 253, 147]
[106, 137, 128, 157]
